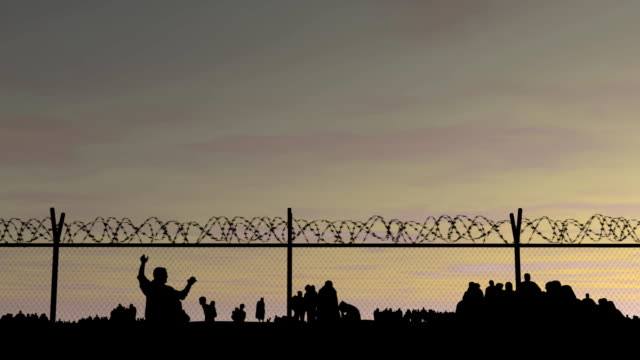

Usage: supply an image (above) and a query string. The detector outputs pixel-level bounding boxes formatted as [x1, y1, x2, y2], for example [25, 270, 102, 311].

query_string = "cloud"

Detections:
[300, 264, 384, 271]
[0, 116, 117, 166]
[0, 190, 116, 221]
[496, 81, 640, 105]
[190, 124, 597, 168]
[388, 0, 504, 41]
[0, 190, 102, 204]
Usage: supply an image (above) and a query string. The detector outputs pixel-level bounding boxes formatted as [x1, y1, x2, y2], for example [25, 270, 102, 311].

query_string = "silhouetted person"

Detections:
[129, 304, 137, 320]
[463, 282, 484, 302]
[110, 303, 136, 323]
[504, 282, 514, 295]
[338, 301, 360, 322]
[373, 308, 381, 322]
[304, 285, 318, 323]
[403, 309, 412, 324]
[519, 273, 542, 297]
[239, 304, 246, 322]
[583, 293, 596, 308]
[501, 281, 516, 321]
[317, 280, 340, 323]
[597, 298, 624, 323]
[456, 282, 483, 323]
[15, 311, 25, 322]
[137, 254, 197, 324]
[200, 296, 217, 323]
[256, 297, 265, 322]
[292, 290, 305, 322]
[232, 304, 246, 323]
[485, 280, 496, 300]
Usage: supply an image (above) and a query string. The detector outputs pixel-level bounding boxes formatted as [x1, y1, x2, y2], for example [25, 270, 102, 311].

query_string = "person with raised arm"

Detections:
[138, 254, 197, 324]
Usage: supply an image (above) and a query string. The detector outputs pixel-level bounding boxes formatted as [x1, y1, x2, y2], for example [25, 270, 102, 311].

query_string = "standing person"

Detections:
[293, 291, 305, 322]
[304, 285, 317, 323]
[137, 254, 197, 324]
[256, 297, 265, 323]
[317, 280, 340, 323]
[232, 304, 246, 323]
[199, 296, 217, 323]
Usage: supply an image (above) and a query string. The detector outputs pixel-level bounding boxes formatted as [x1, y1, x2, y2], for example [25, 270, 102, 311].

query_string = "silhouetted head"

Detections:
[152, 267, 168, 284]
[240, 304, 245, 309]
[325, 280, 333, 288]
[505, 282, 513, 291]
[297, 291, 303, 297]
[210, 301, 215, 306]
[524, 273, 531, 282]
[199, 296, 206, 305]
[489, 280, 494, 286]
[260, 297, 264, 301]
[586, 293, 590, 299]
[545, 280, 561, 294]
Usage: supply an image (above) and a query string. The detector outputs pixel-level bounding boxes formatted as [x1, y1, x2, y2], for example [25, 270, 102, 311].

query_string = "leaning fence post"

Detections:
[287, 208, 293, 319]
[510, 208, 522, 291]
[49, 207, 65, 324]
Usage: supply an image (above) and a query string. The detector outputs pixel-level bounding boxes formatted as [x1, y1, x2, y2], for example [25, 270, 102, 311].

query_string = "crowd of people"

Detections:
[2, 256, 639, 330]
[456, 273, 630, 327]
[137, 254, 361, 324]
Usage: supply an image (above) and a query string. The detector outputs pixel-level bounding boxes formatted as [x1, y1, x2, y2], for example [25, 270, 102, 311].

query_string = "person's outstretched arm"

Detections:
[178, 276, 197, 300]
[138, 255, 149, 280]
[138, 255, 150, 295]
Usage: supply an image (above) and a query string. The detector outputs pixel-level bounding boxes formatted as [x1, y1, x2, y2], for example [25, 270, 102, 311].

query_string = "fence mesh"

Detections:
[520, 247, 640, 317]
[4, 246, 640, 321]
[0, 248, 50, 316]
[293, 248, 514, 319]
[4, 213, 640, 322]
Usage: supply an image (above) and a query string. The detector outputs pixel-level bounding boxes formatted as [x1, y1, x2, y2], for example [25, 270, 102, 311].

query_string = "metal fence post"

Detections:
[49, 207, 65, 324]
[510, 208, 522, 291]
[287, 208, 293, 319]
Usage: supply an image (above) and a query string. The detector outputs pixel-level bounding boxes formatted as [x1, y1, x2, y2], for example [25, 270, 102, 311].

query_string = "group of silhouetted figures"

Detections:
[6, 257, 640, 331]
[139, 255, 271, 324]
[110, 303, 137, 323]
[138, 255, 361, 325]
[0, 311, 48, 326]
[288, 281, 360, 323]
[373, 308, 455, 325]
[456, 273, 631, 327]
[201, 297, 266, 324]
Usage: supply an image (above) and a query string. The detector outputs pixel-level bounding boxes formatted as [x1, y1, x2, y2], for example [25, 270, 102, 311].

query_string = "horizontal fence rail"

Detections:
[2, 214, 640, 244]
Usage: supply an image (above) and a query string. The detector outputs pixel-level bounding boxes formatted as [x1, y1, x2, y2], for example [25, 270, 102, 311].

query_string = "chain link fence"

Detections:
[3, 211, 640, 322]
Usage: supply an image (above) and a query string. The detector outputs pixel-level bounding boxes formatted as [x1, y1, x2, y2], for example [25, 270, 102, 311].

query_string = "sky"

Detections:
[3, 1, 640, 321]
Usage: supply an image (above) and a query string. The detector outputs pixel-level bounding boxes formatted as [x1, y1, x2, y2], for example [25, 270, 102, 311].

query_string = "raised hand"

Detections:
[188, 276, 197, 285]
[140, 255, 149, 263]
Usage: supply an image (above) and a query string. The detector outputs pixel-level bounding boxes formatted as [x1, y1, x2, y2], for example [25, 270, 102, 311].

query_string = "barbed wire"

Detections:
[2, 214, 640, 244]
